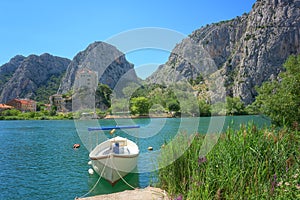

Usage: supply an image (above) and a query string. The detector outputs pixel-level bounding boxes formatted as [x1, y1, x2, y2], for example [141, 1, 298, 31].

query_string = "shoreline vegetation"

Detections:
[0, 110, 175, 120]
[0, 111, 249, 121]
[157, 123, 300, 199]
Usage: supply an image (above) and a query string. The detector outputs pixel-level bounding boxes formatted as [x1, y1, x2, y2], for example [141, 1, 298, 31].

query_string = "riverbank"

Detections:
[77, 187, 169, 200]
[104, 113, 173, 119]
[0, 111, 175, 120]
[157, 124, 300, 199]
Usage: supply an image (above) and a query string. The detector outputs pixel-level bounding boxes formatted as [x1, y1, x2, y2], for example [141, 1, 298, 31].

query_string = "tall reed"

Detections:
[158, 124, 300, 199]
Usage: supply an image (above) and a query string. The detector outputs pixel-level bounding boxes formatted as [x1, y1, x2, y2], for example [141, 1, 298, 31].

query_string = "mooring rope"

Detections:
[75, 153, 137, 199]
[75, 157, 109, 200]
[110, 155, 136, 190]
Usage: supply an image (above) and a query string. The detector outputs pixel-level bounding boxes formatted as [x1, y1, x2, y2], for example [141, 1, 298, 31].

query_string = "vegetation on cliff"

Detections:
[254, 55, 300, 127]
[0, 53, 71, 103]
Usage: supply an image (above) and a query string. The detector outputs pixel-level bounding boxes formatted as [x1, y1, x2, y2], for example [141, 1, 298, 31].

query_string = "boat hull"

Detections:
[91, 155, 138, 185]
[89, 136, 139, 185]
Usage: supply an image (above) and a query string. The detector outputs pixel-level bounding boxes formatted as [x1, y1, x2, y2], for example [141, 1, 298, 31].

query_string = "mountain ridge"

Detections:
[0, 53, 71, 103]
[58, 41, 138, 95]
[147, 0, 300, 104]
[1, 0, 299, 106]
[0, 42, 139, 106]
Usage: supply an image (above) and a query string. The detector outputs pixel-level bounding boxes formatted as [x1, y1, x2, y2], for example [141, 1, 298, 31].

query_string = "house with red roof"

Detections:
[0, 103, 14, 111]
[6, 99, 37, 112]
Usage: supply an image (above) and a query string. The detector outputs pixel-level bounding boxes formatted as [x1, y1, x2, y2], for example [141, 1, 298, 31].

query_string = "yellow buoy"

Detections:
[110, 129, 116, 135]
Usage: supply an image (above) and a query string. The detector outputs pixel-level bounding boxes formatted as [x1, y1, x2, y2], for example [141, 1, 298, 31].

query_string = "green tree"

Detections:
[130, 97, 151, 115]
[149, 87, 166, 107]
[254, 55, 300, 126]
[167, 100, 180, 112]
[149, 104, 166, 114]
[198, 99, 211, 116]
[1, 109, 21, 116]
[211, 102, 226, 116]
[122, 83, 140, 98]
[111, 98, 129, 113]
[95, 84, 112, 109]
[50, 105, 57, 116]
[226, 96, 245, 115]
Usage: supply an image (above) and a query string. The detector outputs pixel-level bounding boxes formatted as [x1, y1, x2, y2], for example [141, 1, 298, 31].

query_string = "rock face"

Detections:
[0, 42, 138, 106]
[147, 0, 300, 104]
[0, 53, 71, 103]
[58, 41, 138, 94]
[0, 55, 26, 93]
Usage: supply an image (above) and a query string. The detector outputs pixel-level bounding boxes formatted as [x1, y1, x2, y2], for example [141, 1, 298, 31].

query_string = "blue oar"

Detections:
[88, 125, 140, 131]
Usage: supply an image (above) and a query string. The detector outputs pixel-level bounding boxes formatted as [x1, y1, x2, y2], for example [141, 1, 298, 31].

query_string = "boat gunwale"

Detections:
[89, 136, 139, 160]
[90, 152, 139, 160]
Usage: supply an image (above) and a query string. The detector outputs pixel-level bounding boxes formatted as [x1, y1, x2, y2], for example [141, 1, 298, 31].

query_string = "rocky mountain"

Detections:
[0, 55, 26, 92]
[147, 0, 300, 104]
[0, 53, 71, 103]
[0, 41, 138, 106]
[58, 41, 138, 94]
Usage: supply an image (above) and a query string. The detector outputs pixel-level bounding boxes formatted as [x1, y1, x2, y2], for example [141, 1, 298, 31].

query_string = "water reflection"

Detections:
[87, 171, 139, 196]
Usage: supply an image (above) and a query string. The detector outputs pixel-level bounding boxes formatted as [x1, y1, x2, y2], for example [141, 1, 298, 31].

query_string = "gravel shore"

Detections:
[77, 187, 170, 200]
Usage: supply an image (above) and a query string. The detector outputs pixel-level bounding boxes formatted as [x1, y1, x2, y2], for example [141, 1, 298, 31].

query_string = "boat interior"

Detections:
[99, 139, 132, 156]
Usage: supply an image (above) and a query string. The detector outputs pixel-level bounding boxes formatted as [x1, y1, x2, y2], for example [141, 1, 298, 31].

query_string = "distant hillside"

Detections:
[0, 53, 71, 103]
[147, 0, 300, 104]
[0, 42, 139, 108]
[58, 41, 138, 94]
[0, 55, 26, 93]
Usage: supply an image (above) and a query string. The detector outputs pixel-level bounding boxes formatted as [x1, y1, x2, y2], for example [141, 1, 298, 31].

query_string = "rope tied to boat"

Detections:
[109, 154, 137, 190]
[75, 157, 109, 200]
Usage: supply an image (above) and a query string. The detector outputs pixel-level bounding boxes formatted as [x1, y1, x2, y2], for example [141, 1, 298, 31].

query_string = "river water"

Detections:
[0, 116, 269, 200]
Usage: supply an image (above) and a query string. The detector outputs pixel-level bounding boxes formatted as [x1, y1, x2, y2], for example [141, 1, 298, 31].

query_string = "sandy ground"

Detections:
[77, 187, 170, 200]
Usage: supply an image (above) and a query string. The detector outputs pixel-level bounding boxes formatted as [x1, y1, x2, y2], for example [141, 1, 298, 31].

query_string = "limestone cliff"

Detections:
[0, 55, 26, 93]
[147, 0, 300, 104]
[0, 53, 71, 103]
[58, 41, 138, 94]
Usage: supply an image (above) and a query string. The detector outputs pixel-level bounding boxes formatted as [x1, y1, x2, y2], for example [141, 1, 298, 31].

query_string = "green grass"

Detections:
[0, 111, 74, 120]
[157, 124, 300, 199]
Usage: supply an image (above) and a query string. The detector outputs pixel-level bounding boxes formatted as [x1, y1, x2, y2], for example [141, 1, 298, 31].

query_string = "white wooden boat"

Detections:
[89, 136, 139, 185]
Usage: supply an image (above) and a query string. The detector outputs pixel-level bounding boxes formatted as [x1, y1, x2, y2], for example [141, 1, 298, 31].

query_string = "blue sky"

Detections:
[0, 0, 256, 79]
